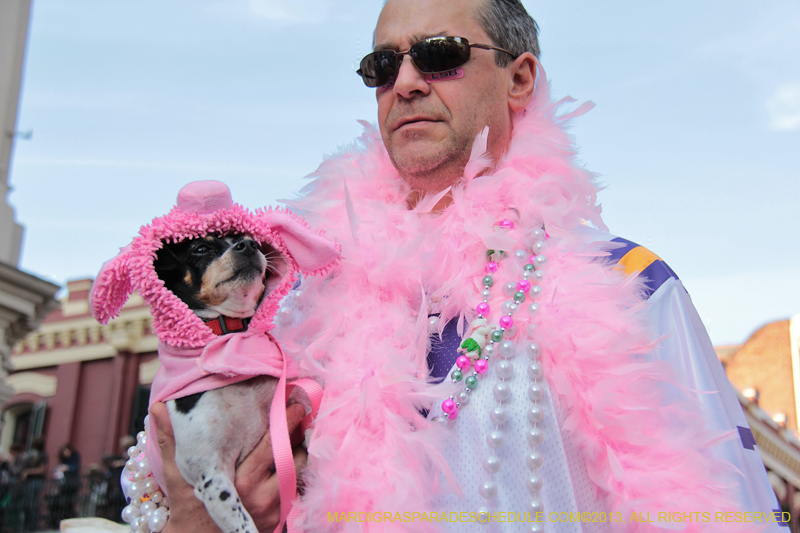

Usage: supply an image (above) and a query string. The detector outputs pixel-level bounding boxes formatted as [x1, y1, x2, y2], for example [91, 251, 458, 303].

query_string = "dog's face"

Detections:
[154, 234, 270, 319]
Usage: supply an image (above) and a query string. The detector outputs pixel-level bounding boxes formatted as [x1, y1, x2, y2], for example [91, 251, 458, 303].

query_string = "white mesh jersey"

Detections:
[427, 227, 781, 532]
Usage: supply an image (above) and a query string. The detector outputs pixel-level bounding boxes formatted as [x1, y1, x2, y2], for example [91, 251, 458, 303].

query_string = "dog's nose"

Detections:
[234, 239, 258, 257]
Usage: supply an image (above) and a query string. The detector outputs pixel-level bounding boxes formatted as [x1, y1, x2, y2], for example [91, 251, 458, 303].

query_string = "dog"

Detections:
[89, 180, 339, 533]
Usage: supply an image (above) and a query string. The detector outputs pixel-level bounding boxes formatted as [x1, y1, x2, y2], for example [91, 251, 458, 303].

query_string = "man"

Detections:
[153, 0, 779, 531]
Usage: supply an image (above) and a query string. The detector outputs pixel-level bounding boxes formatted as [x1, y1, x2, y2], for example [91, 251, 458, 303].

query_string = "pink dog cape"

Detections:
[90, 180, 339, 533]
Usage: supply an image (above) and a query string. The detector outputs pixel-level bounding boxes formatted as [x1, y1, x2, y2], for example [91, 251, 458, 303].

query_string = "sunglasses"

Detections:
[357, 36, 515, 88]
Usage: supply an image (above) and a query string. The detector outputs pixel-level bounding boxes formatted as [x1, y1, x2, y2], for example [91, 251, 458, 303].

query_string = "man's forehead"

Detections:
[373, 0, 486, 50]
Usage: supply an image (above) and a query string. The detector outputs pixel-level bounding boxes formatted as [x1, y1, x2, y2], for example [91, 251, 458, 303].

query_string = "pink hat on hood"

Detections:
[90, 180, 340, 348]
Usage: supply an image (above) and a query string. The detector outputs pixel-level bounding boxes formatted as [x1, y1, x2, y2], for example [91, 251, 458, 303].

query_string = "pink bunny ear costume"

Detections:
[90, 180, 339, 533]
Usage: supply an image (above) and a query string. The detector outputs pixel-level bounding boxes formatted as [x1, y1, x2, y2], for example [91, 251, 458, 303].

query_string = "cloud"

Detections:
[767, 81, 800, 131]
[247, 0, 330, 24]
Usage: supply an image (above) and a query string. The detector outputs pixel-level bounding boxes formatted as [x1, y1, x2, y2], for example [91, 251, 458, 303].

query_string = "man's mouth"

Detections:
[394, 116, 438, 131]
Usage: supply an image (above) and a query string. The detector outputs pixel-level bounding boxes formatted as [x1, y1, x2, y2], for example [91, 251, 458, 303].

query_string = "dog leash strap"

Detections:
[269, 356, 295, 533]
[286, 378, 323, 432]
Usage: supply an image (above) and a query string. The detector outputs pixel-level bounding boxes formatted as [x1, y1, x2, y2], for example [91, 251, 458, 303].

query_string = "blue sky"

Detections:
[7, 0, 800, 345]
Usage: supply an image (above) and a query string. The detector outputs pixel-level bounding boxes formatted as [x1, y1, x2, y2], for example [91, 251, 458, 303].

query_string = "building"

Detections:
[5, 280, 158, 470]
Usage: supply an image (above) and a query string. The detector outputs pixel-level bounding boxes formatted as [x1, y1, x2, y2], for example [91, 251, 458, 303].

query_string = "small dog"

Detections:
[90, 181, 338, 533]
[155, 233, 298, 533]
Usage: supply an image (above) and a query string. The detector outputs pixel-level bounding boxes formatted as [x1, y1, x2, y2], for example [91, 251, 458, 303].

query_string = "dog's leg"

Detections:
[192, 465, 256, 533]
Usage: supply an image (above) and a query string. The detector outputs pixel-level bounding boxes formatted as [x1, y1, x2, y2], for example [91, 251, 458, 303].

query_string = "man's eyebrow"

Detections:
[373, 31, 451, 51]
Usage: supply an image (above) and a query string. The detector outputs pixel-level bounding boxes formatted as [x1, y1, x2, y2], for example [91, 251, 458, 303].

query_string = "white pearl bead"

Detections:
[132, 516, 147, 532]
[143, 477, 159, 495]
[527, 362, 543, 380]
[531, 228, 546, 241]
[125, 458, 137, 472]
[528, 406, 544, 424]
[487, 430, 505, 449]
[477, 507, 491, 523]
[493, 382, 511, 402]
[457, 390, 470, 404]
[127, 446, 141, 458]
[530, 499, 544, 514]
[128, 481, 145, 500]
[131, 498, 143, 507]
[140, 500, 157, 515]
[528, 383, 544, 402]
[502, 301, 516, 315]
[533, 240, 546, 254]
[482, 289, 492, 299]
[522, 270, 531, 279]
[483, 344, 496, 357]
[137, 430, 146, 442]
[526, 475, 543, 493]
[138, 434, 148, 449]
[533, 254, 547, 267]
[526, 342, 541, 359]
[132, 472, 143, 483]
[432, 416, 449, 426]
[526, 451, 543, 470]
[498, 340, 516, 358]
[121, 504, 140, 524]
[533, 270, 545, 282]
[531, 524, 545, 533]
[137, 457, 152, 477]
[514, 248, 528, 261]
[483, 455, 502, 473]
[528, 302, 540, 314]
[503, 282, 516, 297]
[527, 428, 544, 446]
[496, 360, 514, 379]
[149, 510, 168, 533]
[161, 496, 170, 509]
[478, 480, 498, 499]
[427, 315, 440, 333]
[530, 285, 543, 298]
[150, 491, 163, 504]
[505, 324, 518, 338]
[490, 406, 508, 425]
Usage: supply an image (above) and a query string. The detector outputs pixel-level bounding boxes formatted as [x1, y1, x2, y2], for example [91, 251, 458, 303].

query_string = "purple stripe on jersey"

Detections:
[738, 426, 756, 450]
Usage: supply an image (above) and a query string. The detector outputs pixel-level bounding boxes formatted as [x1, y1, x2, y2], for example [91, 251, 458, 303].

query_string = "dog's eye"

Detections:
[192, 244, 211, 255]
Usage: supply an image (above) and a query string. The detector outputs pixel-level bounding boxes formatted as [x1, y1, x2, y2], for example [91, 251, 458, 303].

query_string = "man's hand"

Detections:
[150, 401, 308, 533]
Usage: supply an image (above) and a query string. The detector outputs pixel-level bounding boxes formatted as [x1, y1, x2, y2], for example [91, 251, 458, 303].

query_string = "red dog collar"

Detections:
[203, 316, 251, 336]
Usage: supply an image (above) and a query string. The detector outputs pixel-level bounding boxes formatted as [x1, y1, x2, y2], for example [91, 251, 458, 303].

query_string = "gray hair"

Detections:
[476, 0, 541, 66]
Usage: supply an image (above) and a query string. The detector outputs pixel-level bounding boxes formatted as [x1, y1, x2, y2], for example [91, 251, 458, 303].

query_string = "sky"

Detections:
[6, 0, 800, 346]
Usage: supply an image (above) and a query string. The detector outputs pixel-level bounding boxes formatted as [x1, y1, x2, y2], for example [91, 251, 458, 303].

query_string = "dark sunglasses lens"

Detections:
[359, 51, 397, 88]
[410, 37, 470, 73]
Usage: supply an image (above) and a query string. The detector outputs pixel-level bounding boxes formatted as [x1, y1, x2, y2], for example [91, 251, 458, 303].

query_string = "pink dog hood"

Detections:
[90, 180, 340, 348]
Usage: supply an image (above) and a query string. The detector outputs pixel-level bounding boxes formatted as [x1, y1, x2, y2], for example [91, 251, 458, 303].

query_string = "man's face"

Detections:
[374, 0, 513, 193]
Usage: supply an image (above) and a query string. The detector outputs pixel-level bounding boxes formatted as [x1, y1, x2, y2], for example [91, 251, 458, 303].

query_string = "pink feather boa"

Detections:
[277, 71, 750, 532]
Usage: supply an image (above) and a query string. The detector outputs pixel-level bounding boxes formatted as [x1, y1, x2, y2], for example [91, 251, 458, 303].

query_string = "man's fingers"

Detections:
[149, 402, 175, 462]
[287, 403, 307, 447]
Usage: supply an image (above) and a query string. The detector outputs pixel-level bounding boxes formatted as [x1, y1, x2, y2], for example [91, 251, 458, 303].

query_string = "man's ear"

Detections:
[508, 52, 537, 112]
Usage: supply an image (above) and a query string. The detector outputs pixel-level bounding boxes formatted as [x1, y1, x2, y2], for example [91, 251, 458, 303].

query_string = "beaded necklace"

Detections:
[432, 220, 547, 531]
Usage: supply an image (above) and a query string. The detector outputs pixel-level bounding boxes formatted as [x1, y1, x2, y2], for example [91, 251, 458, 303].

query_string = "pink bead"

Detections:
[442, 399, 457, 414]
[499, 315, 513, 329]
[476, 302, 490, 315]
[485, 262, 498, 274]
[499, 219, 514, 229]
[516, 280, 531, 293]
[448, 407, 458, 419]
[474, 359, 489, 374]
[456, 356, 471, 370]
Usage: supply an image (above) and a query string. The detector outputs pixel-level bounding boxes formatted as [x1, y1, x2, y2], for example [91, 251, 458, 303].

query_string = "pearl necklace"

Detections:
[121, 421, 170, 533]
[433, 220, 547, 533]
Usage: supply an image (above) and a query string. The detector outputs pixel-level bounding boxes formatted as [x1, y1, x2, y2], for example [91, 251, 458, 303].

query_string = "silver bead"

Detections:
[483, 455, 502, 473]
[531, 228, 546, 241]
[493, 382, 511, 402]
[482, 289, 492, 299]
[526, 342, 541, 359]
[487, 430, 505, 449]
[526, 451, 544, 470]
[498, 340, 516, 358]
[533, 254, 547, 267]
[527, 362, 543, 380]
[503, 282, 516, 297]
[483, 344, 496, 357]
[533, 240, 546, 254]
[496, 360, 514, 379]
[527, 428, 544, 446]
[530, 499, 544, 514]
[514, 248, 528, 262]
[526, 475, 543, 493]
[479, 480, 498, 499]
[528, 383, 544, 402]
[490, 406, 509, 425]
[528, 302, 540, 315]
[528, 405, 544, 424]
[457, 390, 470, 404]
[530, 285, 543, 298]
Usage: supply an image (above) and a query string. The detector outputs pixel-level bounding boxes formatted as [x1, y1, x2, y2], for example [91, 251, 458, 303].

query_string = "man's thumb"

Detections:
[149, 402, 175, 461]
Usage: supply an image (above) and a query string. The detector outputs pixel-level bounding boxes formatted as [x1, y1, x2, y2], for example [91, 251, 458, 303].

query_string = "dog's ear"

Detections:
[262, 211, 340, 276]
[153, 243, 181, 273]
[90, 246, 134, 324]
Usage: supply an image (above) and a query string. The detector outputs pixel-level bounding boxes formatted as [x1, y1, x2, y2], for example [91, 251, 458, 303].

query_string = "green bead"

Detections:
[524, 263, 535, 271]
[465, 376, 478, 389]
[486, 249, 495, 257]
[514, 291, 526, 303]
[491, 330, 503, 342]
[482, 276, 494, 287]
[451, 369, 463, 382]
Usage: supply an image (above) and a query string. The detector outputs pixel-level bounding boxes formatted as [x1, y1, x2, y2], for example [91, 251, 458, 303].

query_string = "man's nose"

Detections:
[233, 239, 258, 257]
[392, 55, 430, 99]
